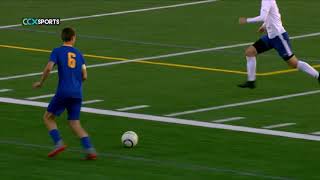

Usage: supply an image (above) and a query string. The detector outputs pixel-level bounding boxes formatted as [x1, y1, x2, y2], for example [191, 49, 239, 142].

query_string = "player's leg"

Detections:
[46, 96, 67, 157]
[274, 32, 319, 80]
[287, 56, 319, 79]
[44, 111, 59, 143]
[238, 35, 272, 89]
[68, 120, 96, 160]
[67, 98, 97, 160]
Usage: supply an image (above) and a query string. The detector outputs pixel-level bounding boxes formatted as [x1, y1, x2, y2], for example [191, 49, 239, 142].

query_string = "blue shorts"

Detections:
[47, 96, 82, 120]
[253, 32, 294, 61]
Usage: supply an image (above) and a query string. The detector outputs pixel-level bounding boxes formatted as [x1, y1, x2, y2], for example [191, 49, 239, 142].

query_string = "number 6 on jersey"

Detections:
[68, 52, 76, 68]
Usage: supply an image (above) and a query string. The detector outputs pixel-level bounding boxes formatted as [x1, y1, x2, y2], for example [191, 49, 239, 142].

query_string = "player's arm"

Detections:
[32, 61, 55, 89]
[80, 54, 87, 81]
[239, 1, 271, 24]
[82, 64, 87, 81]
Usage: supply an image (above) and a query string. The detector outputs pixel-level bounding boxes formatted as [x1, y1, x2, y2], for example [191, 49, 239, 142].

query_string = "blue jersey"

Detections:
[49, 46, 85, 99]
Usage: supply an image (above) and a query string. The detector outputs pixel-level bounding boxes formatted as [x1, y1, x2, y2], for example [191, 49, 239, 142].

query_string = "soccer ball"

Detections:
[121, 131, 138, 148]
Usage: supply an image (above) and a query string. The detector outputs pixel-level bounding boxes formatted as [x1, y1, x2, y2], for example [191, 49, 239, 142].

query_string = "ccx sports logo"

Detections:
[22, 18, 60, 26]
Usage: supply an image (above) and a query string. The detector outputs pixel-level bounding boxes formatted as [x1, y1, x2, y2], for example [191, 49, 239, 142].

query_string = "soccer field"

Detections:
[1, 0, 320, 179]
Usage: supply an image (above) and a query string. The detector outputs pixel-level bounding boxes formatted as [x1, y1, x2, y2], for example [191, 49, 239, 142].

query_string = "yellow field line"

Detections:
[0, 44, 52, 53]
[138, 60, 248, 74]
[0, 44, 127, 61]
[0, 44, 247, 75]
[258, 65, 320, 76]
[1, 44, 318, 76]
[83, 54, 128, 61]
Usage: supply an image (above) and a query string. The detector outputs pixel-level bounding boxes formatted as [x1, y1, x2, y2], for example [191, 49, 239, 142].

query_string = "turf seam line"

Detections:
[7, 28, 201, 50]
[0, 139, 293, 180]
[165, 89, 320, 117]
[0, 0, 219, 29]
[1, 96, 320, 142]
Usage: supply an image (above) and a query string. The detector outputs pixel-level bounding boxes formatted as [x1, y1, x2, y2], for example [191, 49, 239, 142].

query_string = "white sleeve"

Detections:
[247, 0, 271, 23]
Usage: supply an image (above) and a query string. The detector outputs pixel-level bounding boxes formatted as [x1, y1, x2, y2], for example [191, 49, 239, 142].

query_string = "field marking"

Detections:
[263, 123, 297, 129]
[0, 44, 247, 81]
[258, 64, 320, 76]
[311, 131, 320, 135]
[0, 140, 292, 180]
[0, 97, 320, 142]
[117, 105, 150, 111]
[0, 24, 21, 29]
[0, 72, 49, 81]
[60, 0, 219, 21]
[9, 28, 201, 50]
[136, 60, 247, 74]
[212, 117, 245, 123]
[104, 31, 320, 65]
[165, 90, 320, 117]
[0, 44, 126, 61]
[82, 99, 104, 105]
[290, 32, 320, 40]
[0, 0, 218, 29]
[0, 89, 13, 93]
[25, 94, 54, 100]
[0, 31, 320, 81]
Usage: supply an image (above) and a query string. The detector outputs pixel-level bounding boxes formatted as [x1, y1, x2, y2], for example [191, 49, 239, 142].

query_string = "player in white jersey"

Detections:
[238, 0, 319, 89]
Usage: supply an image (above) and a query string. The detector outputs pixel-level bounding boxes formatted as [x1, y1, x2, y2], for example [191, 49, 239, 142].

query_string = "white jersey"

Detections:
[247, 0, 286, 39]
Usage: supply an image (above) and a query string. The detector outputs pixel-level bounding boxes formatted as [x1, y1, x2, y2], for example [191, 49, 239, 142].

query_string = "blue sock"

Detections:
[80, 136, 93, 150]
[49, 129, 62, 145]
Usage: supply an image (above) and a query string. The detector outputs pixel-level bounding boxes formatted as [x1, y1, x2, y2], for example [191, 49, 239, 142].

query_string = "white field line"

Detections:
[61, 0, 219, 21]
[0, 24, 21, 29]
[0, 0, 218, 29]
[82, 99, 104, 105]
[1, 31, 320, 82]
[212, 117, 245, 123]
[311, 131, 320, 135]
[165, 90, 320, 117]
[290, 32, 320, 40]
[117, 105, 150, 111]
[1, 97, 320, 142]
[262, 123, 296, 129]
[0, 71, 57, 81]
[0, 89, 13, 93]
[25, 94, 54, 100]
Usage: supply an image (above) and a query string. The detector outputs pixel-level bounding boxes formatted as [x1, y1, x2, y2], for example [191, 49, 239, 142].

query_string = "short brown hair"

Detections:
[61, 27, 75, 42]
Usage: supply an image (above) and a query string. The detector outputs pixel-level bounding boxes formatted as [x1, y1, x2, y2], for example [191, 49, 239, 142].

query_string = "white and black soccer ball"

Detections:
[121, 131, 138, 148]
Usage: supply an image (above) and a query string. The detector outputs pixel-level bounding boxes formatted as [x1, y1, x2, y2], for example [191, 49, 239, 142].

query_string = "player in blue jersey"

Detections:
[32, 27, 97, 160]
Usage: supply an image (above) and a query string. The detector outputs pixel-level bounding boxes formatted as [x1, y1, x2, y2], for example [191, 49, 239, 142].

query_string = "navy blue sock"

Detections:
[49, 129, 62, 145]
[80, 136, 93, 150]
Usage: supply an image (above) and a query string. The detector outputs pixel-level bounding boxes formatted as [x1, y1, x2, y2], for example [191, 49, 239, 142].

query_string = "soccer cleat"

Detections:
[238, 81, 256, 89]
[48, 145, 67, 158]
[84, 153, 97, 160]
